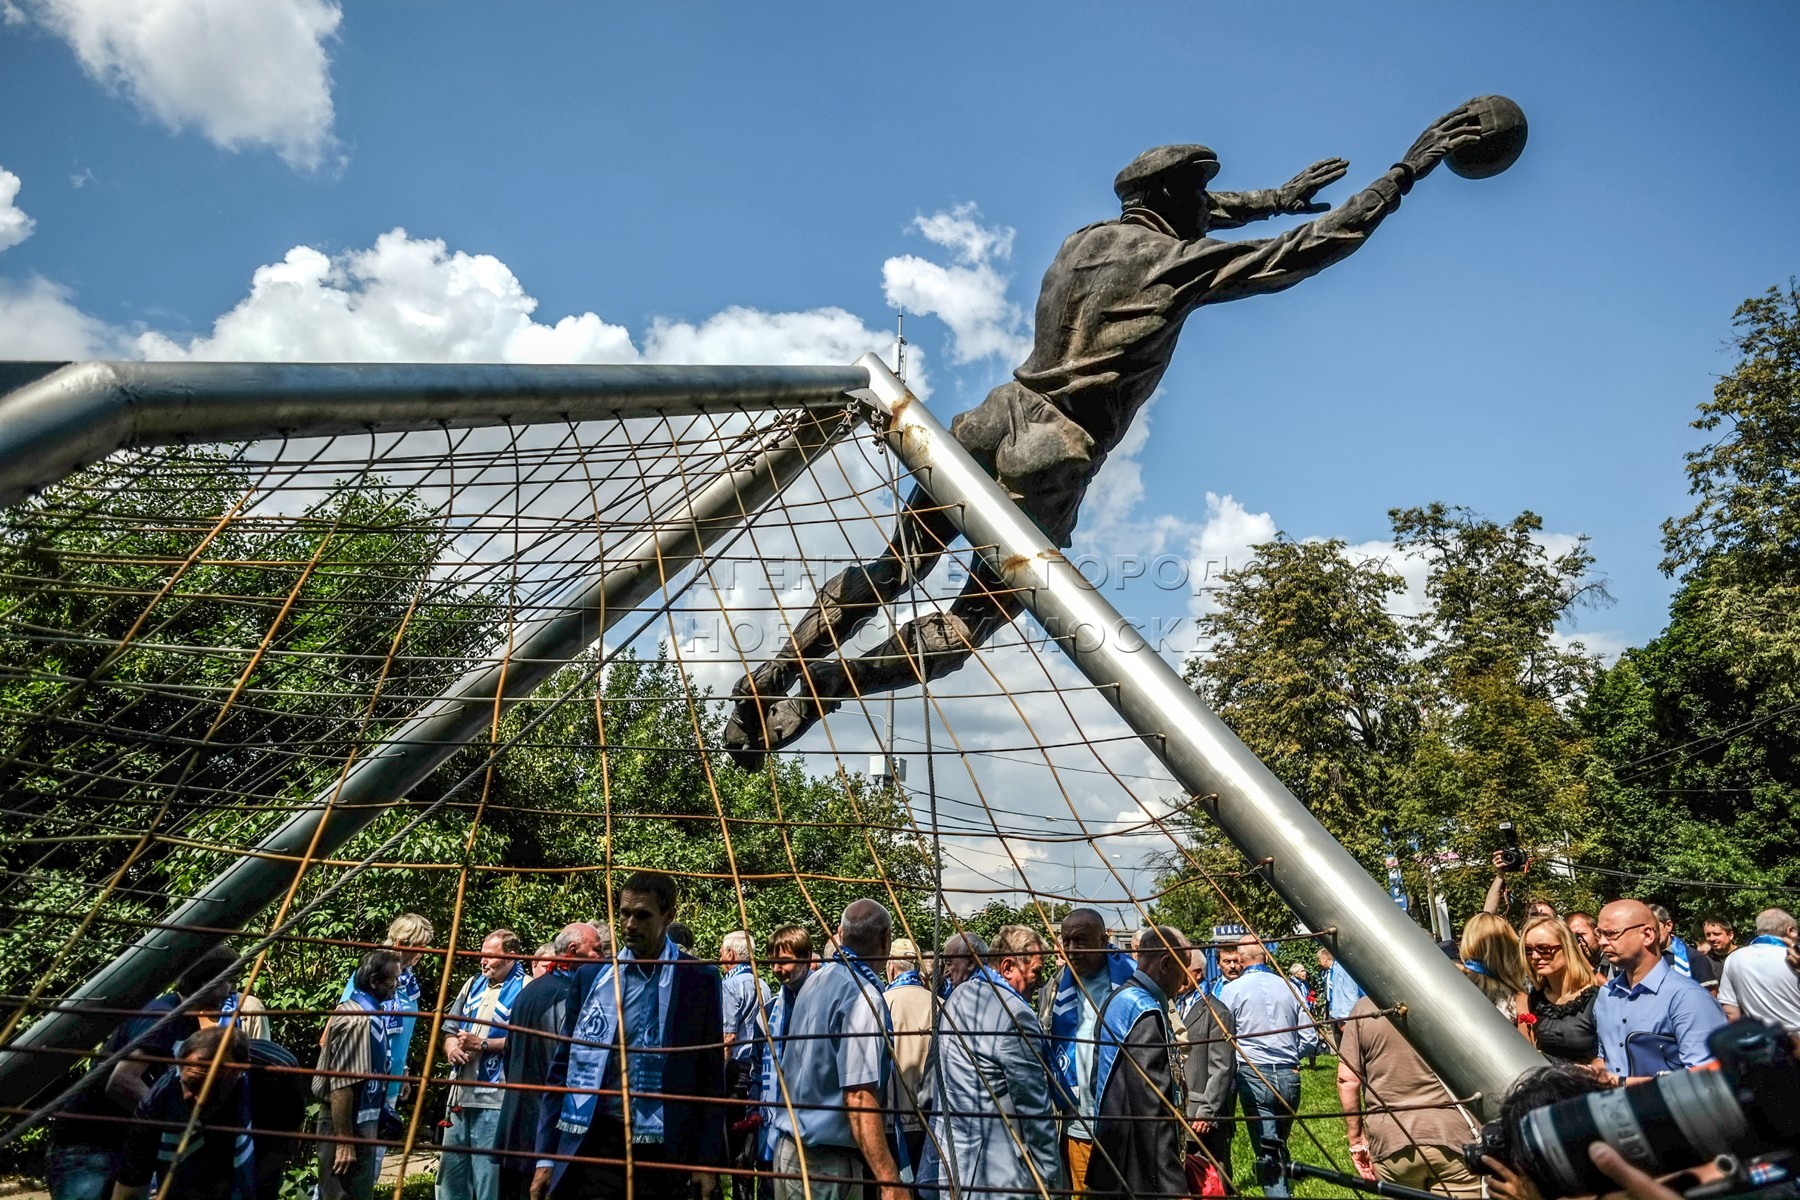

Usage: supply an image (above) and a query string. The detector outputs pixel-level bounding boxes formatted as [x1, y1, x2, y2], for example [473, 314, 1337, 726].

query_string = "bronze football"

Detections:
[1446, 95, 1528, 179]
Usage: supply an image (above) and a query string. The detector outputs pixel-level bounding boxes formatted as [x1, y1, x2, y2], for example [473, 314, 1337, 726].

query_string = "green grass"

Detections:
[1224, 1056, 1355, 1198]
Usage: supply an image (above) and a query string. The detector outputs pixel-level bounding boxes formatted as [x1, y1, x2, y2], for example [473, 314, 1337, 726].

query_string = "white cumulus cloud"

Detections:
[883, 203, 1030, 366]
[137, 230, 638, 363]
[0, 167, 34, 251]
[14, 0, 341, 170]
[134, 228, 911, 380]
[0, 277, 121, 358]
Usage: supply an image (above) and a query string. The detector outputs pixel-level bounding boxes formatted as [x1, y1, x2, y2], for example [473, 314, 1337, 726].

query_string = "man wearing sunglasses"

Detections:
[1590, 900, 1726, 1083]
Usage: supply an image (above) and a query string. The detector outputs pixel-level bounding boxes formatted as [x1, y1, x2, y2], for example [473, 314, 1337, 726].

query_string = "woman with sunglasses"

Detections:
[1521, 915, 1602, 1066]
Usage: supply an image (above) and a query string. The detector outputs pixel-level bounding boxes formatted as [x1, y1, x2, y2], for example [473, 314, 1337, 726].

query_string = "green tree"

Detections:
[1169, 537, 1419, 933]
[1580, 282, 1800, 919]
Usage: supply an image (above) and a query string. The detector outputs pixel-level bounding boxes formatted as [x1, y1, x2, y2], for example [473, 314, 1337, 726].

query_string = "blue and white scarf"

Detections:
[1048, 949, 1135, 1108]
[1749, 934, 1789, 949]
[345, 987, 392, 1127]
[558, 936, 678, 1142]
[144, 1066, 256, 1200]
[450, 963, 527, 1092]
[888, 968, 926, 992]
[1667, 934, 1695, 978]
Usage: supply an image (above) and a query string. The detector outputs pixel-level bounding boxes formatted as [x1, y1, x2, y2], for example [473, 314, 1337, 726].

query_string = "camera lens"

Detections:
[1514, 1071, 1749, 1196]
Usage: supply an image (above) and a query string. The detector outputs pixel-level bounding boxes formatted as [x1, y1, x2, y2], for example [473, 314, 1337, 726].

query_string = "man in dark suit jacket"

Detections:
[532, 873, 728, 1200]
[497, 922, 603, 1200]
[1181, 949, 1238, 1190]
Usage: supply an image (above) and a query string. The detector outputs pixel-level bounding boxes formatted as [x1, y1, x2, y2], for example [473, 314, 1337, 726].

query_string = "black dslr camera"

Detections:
[1494, 819, 1529, 873]
[1466, 1018, 1799, 1198]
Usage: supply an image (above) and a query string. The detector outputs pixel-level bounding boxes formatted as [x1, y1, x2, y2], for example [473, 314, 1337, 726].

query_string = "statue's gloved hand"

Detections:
[1400, 101, 1485, 181]
[1276, 158, 1348, 214]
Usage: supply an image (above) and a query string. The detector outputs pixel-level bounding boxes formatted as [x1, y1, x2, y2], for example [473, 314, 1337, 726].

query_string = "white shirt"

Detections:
[1718, 941, 1800, 1034]
[1069, 986, 1102, 1142]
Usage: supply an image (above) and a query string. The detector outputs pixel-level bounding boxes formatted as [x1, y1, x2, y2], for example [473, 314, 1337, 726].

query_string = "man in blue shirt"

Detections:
[1592, 900, 1727, 1081]
[767, 899, 903, 1200]
[1221, 936, 1321, 1198]
[1315, 947, 1365, 1037]
[718, 929, 770, 1197]
[441, 929, 528, 1200]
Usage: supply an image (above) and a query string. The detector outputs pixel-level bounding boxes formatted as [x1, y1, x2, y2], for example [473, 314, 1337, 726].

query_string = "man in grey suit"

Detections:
[1182, 946, 1237, 1188]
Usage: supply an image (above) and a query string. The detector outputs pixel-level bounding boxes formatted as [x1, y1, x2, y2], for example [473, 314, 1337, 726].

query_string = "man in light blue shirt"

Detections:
[719, 929, 771, 1187]
[1593, 900, 1726, 1080]
[1316, 947, 1365, 1033]
[768, 899, 902, 1200]
[1221, 936, 1320, 1197]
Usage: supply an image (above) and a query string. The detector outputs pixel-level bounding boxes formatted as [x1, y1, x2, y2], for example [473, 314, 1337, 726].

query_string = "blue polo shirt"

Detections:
[767, 957, 889, 1150]
[1326, 960, 1365, 1022]
[1593, 957, 1727, 1076]
[1221, 965, 1320, 1069]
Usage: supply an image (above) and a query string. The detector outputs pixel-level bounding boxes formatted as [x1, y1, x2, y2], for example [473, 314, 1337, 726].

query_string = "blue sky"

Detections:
[4, 1, 1799, 906]
[6, 3, 1797, 654]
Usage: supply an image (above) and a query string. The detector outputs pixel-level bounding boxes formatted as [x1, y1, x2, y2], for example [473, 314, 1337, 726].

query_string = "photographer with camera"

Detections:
[1472, 1017, 1798, 1200]
[1482, 823, 1556, 926]
[1592, 901, 1726, 1081]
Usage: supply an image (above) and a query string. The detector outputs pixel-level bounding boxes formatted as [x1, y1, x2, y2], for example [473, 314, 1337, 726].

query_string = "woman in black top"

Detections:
[1521, 916, 1602, 1066]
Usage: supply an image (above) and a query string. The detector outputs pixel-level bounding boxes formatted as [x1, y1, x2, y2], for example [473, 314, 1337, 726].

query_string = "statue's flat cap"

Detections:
[1114, 145, 1220, 200]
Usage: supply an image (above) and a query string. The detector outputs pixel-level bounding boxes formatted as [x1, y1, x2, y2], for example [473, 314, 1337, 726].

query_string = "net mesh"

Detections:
[0, 397, 1472, 1198]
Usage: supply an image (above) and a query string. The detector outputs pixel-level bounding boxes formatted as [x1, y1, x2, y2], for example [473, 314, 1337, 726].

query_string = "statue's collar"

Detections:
[1120, 205, 1180, 237]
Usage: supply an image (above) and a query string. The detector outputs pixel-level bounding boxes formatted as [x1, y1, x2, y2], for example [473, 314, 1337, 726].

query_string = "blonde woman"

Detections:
[1458, 912, 1531, 1028]
[1521, 916, 1601, 1065]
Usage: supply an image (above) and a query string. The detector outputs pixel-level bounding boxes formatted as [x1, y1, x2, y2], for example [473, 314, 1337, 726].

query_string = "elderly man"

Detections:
[719, 929, 772, 1190]
[768, 900, 904, 1200]
[109, 1026, 255, 1200]
[726, 103, 1493, 767]
[1086, 926, 1189, 1200]
[442, 930, 529, 1200]
[885, 937, 934, 1172]
[534, 872, 727, 1200]
[315, 950, 403, 1200]
[919, 926, 1059, 1200]
[1718, 908, 1800, 1034]
[1041, 908, 1134, 1193]
[1222, 935, 1320, 1198]
[497, 924, 602, 1200]
[1592, 899, 1726, 1081]
[1182, 945, 1237, 1189]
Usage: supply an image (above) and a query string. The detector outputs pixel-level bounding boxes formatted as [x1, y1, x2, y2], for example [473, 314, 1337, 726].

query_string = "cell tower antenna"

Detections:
[895, 311, 907, 382]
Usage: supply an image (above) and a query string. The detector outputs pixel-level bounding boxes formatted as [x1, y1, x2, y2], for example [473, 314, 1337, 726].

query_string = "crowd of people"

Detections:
[41, 870, 1800, 1200]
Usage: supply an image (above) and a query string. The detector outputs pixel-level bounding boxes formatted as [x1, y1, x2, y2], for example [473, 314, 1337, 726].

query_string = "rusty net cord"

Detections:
[0, 406, 1502, 1200]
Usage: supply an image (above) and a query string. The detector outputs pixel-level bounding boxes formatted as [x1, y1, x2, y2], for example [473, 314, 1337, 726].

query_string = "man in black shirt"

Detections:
[47, 944, 239, 1200]
[496, 923, 603, 1200]
[110, 1025, 254, 1200]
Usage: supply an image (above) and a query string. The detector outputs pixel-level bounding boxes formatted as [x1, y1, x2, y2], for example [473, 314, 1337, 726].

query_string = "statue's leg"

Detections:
[745, 557, 1027, 762]
[723, 488, 958, 763]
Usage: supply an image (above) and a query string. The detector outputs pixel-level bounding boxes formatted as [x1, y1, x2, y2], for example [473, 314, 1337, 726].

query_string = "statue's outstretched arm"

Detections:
[1170, 103, 1485, 307]
[1207, 158, 1349, 228]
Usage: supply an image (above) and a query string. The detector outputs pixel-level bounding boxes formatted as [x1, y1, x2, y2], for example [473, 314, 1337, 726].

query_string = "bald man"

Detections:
[498, 924, 601, 1200]
[768, 900, 904, 1200]
[1592, 900, 1726, 1080]
[1086, 927, 1189, 1200]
